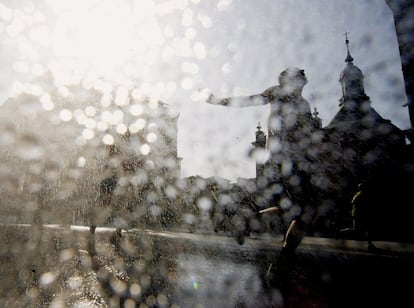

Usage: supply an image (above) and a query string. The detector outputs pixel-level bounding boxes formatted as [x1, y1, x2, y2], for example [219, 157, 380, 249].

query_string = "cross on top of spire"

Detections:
[313, 107, 319, 118]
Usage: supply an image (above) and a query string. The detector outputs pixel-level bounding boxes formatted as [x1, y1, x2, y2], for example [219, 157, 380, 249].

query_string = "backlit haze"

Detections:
[0, 0, 409, 182]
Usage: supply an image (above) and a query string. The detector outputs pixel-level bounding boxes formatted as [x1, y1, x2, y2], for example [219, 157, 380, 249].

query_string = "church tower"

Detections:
[325, 34, 405, 184]
[339, 33, 369, 105]
[251, 123, 266, 178]
[313, 107, 322, 128]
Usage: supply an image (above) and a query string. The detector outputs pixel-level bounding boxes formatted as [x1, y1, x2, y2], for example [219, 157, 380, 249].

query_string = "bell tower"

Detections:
[251, 122, 267, 178]
[339, 34, 369, 105]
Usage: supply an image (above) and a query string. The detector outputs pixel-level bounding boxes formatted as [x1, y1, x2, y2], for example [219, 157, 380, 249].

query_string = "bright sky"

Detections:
[0, 0, 410, 182]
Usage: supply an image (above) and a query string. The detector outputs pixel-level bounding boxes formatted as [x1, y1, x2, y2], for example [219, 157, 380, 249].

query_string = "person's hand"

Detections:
[206, 94, 230, 106]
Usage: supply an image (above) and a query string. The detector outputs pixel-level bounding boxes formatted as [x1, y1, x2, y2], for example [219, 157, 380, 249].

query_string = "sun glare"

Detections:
[44, 0, 164, 82]
[4, 0, 210, 102]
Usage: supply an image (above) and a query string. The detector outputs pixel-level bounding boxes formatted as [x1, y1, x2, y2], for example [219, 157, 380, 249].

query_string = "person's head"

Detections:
[279, 67, 307, 94]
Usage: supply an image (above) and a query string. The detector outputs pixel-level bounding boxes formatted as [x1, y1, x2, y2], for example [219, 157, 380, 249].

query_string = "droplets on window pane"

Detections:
[59, 109, 72, 122]
[103, 134, 114, 145]
[0, 1, 412, 307]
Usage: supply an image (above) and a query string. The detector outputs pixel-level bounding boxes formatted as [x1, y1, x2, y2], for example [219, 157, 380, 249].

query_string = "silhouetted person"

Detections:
[89, 168, 118, 235]
[110, 227, 123, 253]
[207, 67, 323, 255]
[100, 173, 118, 206]
[338, 183, 378, 251]
[88, 168, 119, 256]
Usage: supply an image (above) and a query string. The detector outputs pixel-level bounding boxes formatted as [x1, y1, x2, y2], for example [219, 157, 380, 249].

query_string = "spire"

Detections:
[312, 107, 322, 128]
[252, 122, 266, 148]
[251, 122, 266, 179]
[345, 32, 354, 63]
[339, 33, 368, 103]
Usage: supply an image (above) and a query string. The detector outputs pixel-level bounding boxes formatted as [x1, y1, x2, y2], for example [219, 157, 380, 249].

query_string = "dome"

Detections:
[338, 36, 367, 101]
[339, 62, 364, 83]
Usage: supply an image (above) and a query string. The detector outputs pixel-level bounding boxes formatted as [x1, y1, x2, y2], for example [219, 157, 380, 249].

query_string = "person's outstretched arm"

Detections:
[206, 86, 278, 107]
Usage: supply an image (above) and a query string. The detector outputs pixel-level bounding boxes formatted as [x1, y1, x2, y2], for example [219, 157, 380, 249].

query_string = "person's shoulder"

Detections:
[264, 85, 280, 93]
[262, 85, 281, 99]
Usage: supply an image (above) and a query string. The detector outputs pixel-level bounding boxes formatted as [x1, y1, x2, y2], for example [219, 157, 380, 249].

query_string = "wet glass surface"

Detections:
[0, 1, 413, 307]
